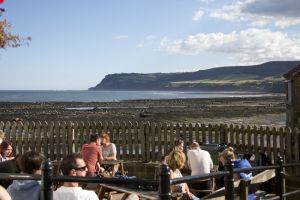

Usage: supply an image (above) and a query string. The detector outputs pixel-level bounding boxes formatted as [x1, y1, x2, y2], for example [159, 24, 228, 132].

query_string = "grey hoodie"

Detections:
[7, 180, 41, 200]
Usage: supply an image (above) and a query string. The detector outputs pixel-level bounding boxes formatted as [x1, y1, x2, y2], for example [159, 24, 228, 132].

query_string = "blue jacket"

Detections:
[234, 159, 253, 179]
[7, 180, 41, 200]
[233, 159, 254, 200]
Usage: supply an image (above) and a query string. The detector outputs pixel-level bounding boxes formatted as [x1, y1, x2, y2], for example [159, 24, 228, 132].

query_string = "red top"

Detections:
[81, 143, 101, 173]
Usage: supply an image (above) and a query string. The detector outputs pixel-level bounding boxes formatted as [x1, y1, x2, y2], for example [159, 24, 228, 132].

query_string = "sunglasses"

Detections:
[73, 165, 87, 172]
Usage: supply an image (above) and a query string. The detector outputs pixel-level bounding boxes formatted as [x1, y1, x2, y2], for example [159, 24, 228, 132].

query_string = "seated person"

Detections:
[54, 153, 99, 200]
[7, 151, 45, 200]
[187, 141, 213, 198]
[81, 133, 103, 176]
[166, 150, 199, 200]
[100, 132, 117, 161]
[100, 132, 119, 174]
[219, 147, 254, 200]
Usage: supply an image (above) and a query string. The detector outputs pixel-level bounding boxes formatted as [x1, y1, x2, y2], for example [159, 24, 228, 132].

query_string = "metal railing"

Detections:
[1, 156, 300, 200]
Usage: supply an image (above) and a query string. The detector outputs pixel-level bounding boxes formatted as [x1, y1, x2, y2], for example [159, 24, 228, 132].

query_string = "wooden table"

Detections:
[102, 160, 125, 176]
[97, 183, 159, 200]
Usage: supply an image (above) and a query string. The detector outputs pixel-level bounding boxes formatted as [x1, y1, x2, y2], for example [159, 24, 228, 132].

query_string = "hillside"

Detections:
[89, 61, 300, 93]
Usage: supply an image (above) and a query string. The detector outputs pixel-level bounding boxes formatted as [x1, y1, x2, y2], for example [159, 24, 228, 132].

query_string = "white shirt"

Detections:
[187, 148, 213, 176]
[53, 186, 98, 200]
[101, 143, 117, 158]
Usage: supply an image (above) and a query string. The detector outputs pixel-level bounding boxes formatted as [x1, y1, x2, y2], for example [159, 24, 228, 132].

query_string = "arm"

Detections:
[98, 147, 104, 163]
[210, 156, 213, 170]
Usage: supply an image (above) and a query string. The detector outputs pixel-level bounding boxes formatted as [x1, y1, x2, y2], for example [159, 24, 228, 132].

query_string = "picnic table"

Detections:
[102, 160, 125, 176]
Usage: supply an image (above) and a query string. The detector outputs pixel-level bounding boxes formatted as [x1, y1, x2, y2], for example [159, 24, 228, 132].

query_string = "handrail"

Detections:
[233, 165, 278, 173]
[0, 173, 158, 187]
[170, 171, 229, 185]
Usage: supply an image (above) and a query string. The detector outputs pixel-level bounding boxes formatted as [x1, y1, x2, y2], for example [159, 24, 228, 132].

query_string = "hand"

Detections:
[95, 162, 101, 172]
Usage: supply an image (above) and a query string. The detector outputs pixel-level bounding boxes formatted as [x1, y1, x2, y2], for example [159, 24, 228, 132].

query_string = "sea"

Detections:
[0, 90, 278, 102]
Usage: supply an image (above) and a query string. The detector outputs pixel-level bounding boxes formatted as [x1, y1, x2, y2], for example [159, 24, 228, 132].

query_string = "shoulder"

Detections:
[82, 189, 98, 199]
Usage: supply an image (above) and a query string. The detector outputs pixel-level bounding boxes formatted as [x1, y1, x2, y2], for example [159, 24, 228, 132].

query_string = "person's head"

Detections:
[219, 147, 236, 165]
[0, 130, 5, 144]
[89, 133, 101, 145]
[100, 132, 110, 144]
[173, 138, 184, 152]
[20, 151, 45, 175]
[0, 140, 13, 158]
[60, 153, 87, 177]
[190, 141, 200, 150]
[166, 150, 186, 170]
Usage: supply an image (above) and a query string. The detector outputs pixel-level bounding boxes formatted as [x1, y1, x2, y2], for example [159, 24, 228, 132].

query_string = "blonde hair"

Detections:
[100, 132, 110, 143]
[220, 147, 236, 160]
[166, 150, 186, 170]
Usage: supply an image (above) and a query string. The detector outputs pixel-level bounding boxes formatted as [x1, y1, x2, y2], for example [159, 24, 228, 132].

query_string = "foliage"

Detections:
[0, 10, 31, 49]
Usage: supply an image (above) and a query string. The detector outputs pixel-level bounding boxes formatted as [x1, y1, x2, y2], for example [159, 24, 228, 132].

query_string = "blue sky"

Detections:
[1, 0, 300, 90]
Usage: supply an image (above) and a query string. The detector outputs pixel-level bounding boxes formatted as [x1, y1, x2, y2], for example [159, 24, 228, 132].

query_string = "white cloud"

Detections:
[210, 0, 300, 28]
[160, 28, 300, 64]
[193, 9, 204, 21]
[114, 35, 129, 40]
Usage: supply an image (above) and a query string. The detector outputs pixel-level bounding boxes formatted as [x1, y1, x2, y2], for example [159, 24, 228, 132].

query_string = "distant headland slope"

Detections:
[89, 61, 300, 93]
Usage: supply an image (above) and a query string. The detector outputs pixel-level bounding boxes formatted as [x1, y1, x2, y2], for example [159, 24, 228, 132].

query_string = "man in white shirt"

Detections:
[53, 153, 98, 200]
[187, 141, 213, 198]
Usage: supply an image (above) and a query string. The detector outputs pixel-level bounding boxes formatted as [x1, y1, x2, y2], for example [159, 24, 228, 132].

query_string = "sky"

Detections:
[1, 0, 300, 90]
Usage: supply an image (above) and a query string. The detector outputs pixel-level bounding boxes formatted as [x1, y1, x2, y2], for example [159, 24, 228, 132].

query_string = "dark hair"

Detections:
[89, 133, 100, 143]
[0, 140, 13, 154]
[20, 151, 45, 174]
[60, 153, 83, 175]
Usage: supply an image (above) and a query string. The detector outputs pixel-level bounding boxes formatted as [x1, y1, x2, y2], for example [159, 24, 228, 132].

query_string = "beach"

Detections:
[0, 95, 286, 127]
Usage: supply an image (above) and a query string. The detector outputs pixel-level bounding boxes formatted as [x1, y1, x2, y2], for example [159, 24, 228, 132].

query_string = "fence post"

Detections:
[239, 179, 250, 200]
[159, 164, 171, 200]
[224, 158, 234, 200]
[276, 155, 285, 200]
[41, 159, 53, 200]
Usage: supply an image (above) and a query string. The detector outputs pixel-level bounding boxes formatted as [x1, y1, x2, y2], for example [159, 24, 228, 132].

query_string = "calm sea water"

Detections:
[0, 90, 275, 102]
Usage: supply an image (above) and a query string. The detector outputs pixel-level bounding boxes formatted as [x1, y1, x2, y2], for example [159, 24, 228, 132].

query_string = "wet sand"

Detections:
[0, 95, 286, 127]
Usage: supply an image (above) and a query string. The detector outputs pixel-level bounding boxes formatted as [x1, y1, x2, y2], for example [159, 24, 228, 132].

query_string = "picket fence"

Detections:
[0, 121, 299, 166]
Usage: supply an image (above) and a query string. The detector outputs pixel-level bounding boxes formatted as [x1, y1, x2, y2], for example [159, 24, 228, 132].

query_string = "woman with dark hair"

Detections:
[0, 140, 13, 162]
[7, 151, 45, 200]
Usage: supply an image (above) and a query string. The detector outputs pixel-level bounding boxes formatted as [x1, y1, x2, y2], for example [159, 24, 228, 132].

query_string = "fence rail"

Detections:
[1, 121, 300, 165]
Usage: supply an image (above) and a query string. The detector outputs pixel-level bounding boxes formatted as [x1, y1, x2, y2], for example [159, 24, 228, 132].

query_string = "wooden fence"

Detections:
[0, 121, 299, 165]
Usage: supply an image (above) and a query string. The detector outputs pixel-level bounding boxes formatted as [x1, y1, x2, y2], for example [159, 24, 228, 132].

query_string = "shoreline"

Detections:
[0, 96, 286, 127]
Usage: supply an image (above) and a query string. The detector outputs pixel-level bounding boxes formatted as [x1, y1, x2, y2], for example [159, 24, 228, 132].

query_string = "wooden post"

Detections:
[239, 179, 250, 200]
[224, 158, 234, 200]
[159, 164, 171, 200]
[276, 155, 285, 200]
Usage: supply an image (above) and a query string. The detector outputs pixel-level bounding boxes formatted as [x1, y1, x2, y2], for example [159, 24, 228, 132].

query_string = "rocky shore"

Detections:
[0, 95, 286, 127]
